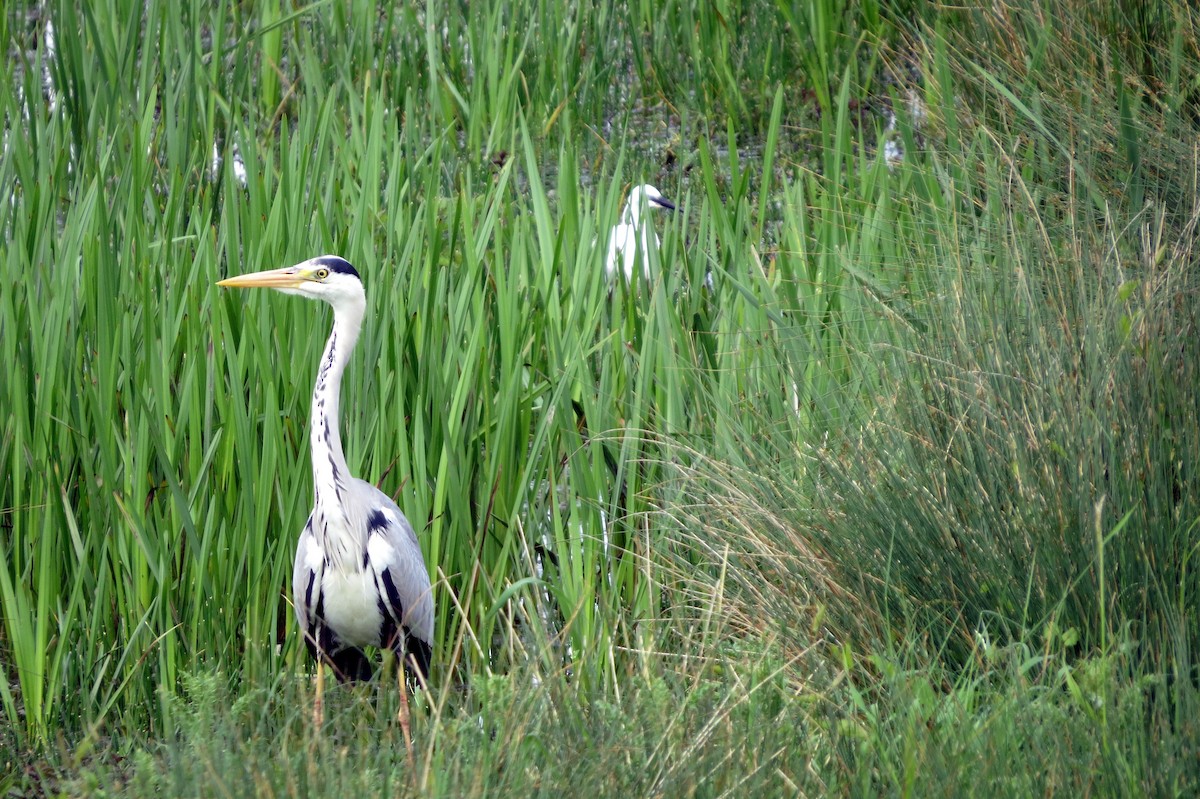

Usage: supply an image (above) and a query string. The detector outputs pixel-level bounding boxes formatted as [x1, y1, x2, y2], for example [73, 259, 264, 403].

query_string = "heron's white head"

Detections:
[623, 184, 676, 226]
[217, 255, 365, 314]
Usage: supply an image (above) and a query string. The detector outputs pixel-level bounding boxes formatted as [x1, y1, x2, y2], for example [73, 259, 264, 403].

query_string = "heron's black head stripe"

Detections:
[312, 255, 361, 281]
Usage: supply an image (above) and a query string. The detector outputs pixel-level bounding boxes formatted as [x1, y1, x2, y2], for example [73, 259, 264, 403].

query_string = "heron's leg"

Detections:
[313, 658, 326, 731]
[397, 660, 415, 772]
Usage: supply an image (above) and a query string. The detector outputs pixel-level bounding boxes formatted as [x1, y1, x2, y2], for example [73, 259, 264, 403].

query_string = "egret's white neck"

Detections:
[310, 295, 365, 514]
[622, 197, 643, 227]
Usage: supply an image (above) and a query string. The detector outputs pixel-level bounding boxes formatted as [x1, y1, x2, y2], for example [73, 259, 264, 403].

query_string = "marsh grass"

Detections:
[2, 0, 1200, 794]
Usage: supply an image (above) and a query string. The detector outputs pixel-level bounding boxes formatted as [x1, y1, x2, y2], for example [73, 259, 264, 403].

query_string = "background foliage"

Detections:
[2, 0, 1198, 794]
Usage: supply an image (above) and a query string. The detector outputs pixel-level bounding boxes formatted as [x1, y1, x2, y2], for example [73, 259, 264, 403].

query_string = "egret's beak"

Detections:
[217, 266, 307, 289]
[652, 196, 676, 212]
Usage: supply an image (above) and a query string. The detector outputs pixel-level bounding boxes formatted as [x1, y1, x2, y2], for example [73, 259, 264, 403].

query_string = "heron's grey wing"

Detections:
[362, 491, 434, 651]
[292, 515, 323, 656]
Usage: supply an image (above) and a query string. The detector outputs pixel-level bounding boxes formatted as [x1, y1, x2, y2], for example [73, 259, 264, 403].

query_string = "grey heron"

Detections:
[217, 255, 434, 706]
[604, 183, 676, 282]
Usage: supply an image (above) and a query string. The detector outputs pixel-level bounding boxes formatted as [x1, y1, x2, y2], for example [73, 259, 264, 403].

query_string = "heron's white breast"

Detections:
[321, 568, 382, 647]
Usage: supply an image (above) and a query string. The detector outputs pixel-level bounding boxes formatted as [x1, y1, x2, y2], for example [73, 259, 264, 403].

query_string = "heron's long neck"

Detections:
[310, 299, 364, 511]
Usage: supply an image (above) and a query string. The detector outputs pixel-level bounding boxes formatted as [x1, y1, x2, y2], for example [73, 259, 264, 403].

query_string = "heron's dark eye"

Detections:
[314, 268, 330, 280]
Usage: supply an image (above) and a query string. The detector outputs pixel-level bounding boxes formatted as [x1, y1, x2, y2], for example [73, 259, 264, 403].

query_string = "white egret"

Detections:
[604, 183, 676, 282]
[217, 255, 434, 720]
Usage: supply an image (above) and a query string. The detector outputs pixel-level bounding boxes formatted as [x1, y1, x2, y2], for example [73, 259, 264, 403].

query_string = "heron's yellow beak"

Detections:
[217, 266, 308, 289]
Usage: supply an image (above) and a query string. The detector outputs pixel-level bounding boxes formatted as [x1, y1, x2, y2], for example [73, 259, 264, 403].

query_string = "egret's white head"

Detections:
[217, 255, 365, 312]
[623, 184, 676, 225]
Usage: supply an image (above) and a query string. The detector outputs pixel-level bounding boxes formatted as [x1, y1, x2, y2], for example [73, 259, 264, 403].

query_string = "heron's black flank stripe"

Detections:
[377, 596, 399, 649]
[367, 509, 388, 534]
[407, 636, 432, 679]
[380, 569, 404, 618]
[375, 594, 429, 681]
[304, 569, 317, 614]
[312, 255, 360, 280]
[310, 594, 332, 660]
